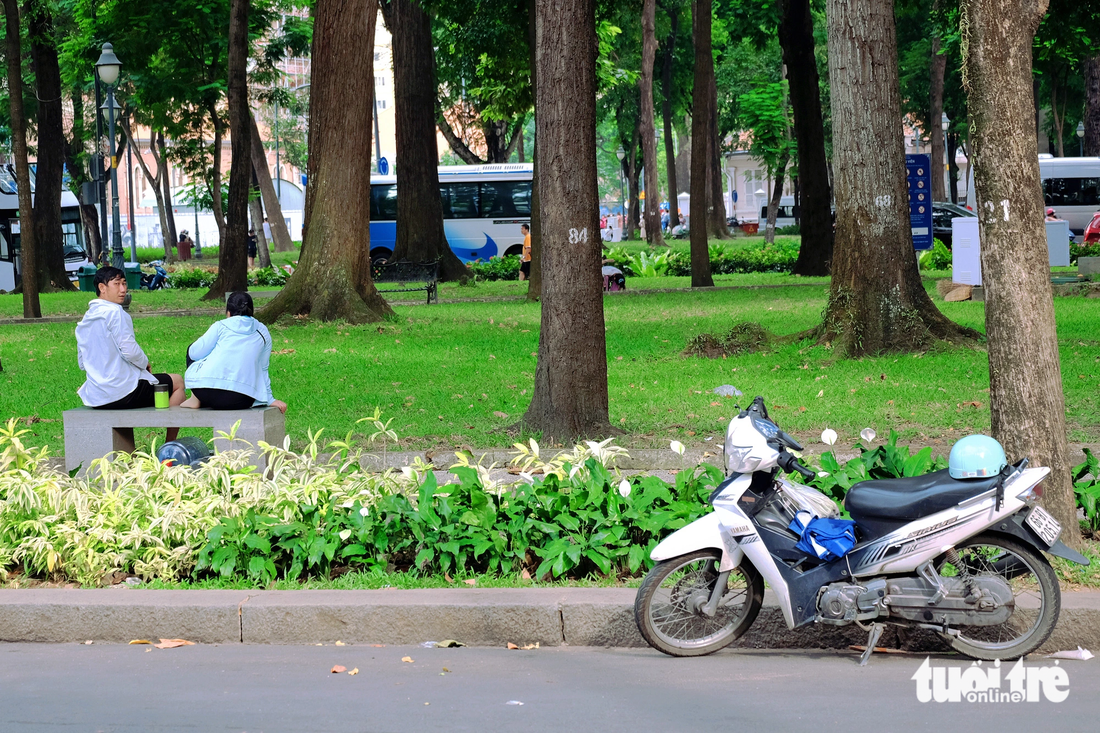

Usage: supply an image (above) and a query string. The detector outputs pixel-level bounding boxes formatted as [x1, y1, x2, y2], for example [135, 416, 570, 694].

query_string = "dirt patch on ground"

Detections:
[683, 322, 774, 358]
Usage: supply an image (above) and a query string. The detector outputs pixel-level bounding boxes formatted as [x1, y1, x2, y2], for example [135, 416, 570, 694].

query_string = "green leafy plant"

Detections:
[625, 250, 670, 277]
[467, 255, 521, 281]
[167, 268, 216, 289]
[810, 430, 947, 503]
[919, 238, 952, 271]
[1072, 448, 1100, 537]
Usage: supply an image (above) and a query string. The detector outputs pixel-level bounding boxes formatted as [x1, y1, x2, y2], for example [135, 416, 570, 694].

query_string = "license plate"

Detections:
[1025, 506, 1061, 547]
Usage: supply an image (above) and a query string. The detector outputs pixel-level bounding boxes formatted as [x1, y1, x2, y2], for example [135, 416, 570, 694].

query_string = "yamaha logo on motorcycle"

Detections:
[632, 396, 1090, 664]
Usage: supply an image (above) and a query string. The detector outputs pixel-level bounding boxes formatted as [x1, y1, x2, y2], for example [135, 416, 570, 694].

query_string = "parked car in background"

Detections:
[63, 243, 91, 281]
[931, 201, 975, 246]
[1084, 211, 1100, 244]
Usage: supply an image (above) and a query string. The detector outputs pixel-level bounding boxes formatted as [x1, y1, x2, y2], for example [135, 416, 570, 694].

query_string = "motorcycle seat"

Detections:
[844, 469, 1001, 521]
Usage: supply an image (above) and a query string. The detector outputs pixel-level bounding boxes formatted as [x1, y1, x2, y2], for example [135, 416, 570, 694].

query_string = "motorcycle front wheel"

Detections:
[936, 533, 1060, 660]
[634, 549, 764, 657]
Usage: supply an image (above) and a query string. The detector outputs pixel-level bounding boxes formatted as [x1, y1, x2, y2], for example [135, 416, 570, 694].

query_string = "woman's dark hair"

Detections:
[226, 291, 254, 317]
[93, 266, 125, 296]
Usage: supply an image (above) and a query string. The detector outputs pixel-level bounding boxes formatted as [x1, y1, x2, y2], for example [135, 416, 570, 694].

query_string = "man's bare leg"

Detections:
[167, 373, 185, 442]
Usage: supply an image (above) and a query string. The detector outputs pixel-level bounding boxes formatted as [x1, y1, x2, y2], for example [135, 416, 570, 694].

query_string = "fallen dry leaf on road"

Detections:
[335, 641, 345, 646]
[522, 642, 539, 650]
[463, 579, 477, 586]
[128, 639, 151, 645]
[401, 656, 414, 663]
[331, 665, 347, 674]
[370, 644, 386, 647]
[153, 639, 195, 649]
[521, 569, 532, 580]
[348, 668, 359, 675]
[507, 643, 519, 650]
[444, 572, 454, 584]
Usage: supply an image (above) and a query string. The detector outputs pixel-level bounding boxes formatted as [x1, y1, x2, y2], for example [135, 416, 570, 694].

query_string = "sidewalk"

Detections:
[3, 587, 1099, 654]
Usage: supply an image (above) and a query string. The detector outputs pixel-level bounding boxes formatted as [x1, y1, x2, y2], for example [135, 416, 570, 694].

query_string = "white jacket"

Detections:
[76, 298, 156, 406]
[185, 316, 274, 405]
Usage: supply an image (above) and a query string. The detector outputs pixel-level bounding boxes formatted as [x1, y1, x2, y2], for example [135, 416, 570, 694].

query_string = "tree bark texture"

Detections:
[929, 8, 947, 201]
[959, 0, 1077, 540]
[639, 0, 666, 246]
[4, 0, 39, 316]
[764, 152, 789, 244]
[258, 0, 393, 324]
[250, 166, 272, 268]
[1084, 55, 1100, 157]
[522, 0, 612, 442]
[706, 70, 728, 238]
[661, 9, 679, 227]
[389, 0, 468, 282]
[209, 112, 228, 245]
[203, 0, 251, 301]
[625, 129, 641, 240]
[525, 0, 543, 302]
[26, 3, 72, 291]
[778, 0, 833, 276]
[248, 110, 295, 252]
[123, 123, 175, 260]
[822, 0, 974, 355]
[157, 133, 179, 254]
[689, 0, 714, 287]
[62, 89, 102, 261]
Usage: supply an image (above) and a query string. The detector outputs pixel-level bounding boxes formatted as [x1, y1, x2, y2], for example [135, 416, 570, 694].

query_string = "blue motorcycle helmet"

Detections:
[949, 434, 1007, 479]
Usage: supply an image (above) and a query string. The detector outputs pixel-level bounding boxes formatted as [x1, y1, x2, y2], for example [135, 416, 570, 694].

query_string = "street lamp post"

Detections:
[941, 113, 951, 202]
[615, 146, 626, 232]
[1078, 121, 1085, 157]
[95, 43, 124, 269]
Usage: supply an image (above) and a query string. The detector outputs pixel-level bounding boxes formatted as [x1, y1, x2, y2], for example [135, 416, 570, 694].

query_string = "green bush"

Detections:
[467, 255, 521, 281]
[1070, 241, 1100, 265]
[168, 268, 216, 289]
[809, 430, 948, 504]
[249, 266, 291, 287]
[1073, 448, 1100, 538]
[775, 224, 801, 236]
[919, 238, 952, 271]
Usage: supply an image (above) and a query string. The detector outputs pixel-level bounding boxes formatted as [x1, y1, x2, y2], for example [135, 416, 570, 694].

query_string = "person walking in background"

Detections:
[519, 223, 532, 282]
[247, 227, 258, 269]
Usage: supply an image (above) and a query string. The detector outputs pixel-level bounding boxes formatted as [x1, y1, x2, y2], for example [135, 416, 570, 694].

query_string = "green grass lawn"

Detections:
[3, 280, 1099, 456]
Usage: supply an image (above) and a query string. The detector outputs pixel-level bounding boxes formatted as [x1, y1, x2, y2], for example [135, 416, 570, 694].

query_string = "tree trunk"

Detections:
[1049, 76, 1064, 157]
[63, 89, 103, 262]
[662, 7, 679, 227]
[689, 0, 715, 287]
[947, 132, 960, 204]
[778, 0, 833, 276]
[525, 0, 543, 302]
[26, 2, 72, 292]
[1085, 54, 1100, 156]
[821, 0, 975, 355]
[388, 0, 469, 282]
[522, 0, 612, 443]
[640, 0, 666, 247]
[204, 0, 250, 301]
[626, 133, 641, 240]
[250, 166, 271, 268]
[248, 110, 295, 253]
[123, 122, 175, 260]
[157, 133, 179, 255]
[258, 0, 393, 324]
[676, 120, 691, 193]
[960, 0, 1077, 542]
[4, 0, 39, 317]
[764, 151, 789, 244]
[706, 69, 728, 238]
[436, 112, 487, 164]
[929, 10, 947, 201]
[208, 109, 228, 244]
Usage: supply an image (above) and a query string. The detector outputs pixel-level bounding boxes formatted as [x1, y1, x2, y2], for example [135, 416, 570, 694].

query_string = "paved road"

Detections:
[1, 644, 1096, 732]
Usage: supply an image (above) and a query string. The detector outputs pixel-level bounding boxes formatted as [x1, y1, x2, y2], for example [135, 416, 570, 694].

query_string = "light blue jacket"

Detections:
[185, 316, 274, 405]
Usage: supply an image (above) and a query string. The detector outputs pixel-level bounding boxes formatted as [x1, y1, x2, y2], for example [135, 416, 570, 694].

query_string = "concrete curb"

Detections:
[3, 588, 1099, 654]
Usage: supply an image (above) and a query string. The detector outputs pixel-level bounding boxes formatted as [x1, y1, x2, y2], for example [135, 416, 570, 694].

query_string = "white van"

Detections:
[758, 196, 798, 229]
[965, 156, 1100, 234]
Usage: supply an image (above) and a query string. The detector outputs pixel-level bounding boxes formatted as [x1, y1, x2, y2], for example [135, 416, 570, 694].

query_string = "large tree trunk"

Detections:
[960, 0, 1077, 542]
[4, 0, 39, 317]
[26, 2, 72, 292]
[626, 133, 641, 240]
[639, 0, 666, 247]
[63, 89, 104, 262]
[764, 151, 789, 244]
[779, 0, 833, 276]
[208, 109, 228, 245]
[661, 7, 679, 228]
[248, 110, 295, 253]
[689, 0, 715, 287]
[522, 0, 611, 442]
[204, 0, 250, 300]
[706, 70, 728, 238]
[525, 0, 542, 302]
[821, 0, 975, 355]
[250, 166, 271, 268]
[387, 0, 468, 282]
[929, 16, 947, 201]
[259, 0, 393, 324]
[1085, 55, 1100, 156]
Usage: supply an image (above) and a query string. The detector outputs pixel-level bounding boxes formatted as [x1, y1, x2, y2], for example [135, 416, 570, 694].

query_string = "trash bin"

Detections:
[77, 265, 98, 292]
[123, 263, 142, 290]
[178, 237, 192, 261]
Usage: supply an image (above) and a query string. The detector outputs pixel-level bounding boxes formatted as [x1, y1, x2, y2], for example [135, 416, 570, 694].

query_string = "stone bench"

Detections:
[63, 406, 285, 474]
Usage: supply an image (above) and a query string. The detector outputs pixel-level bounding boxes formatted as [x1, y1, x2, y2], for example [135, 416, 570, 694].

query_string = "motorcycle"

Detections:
[633, 396, 1089, 662]
[140, 261, 170, 291]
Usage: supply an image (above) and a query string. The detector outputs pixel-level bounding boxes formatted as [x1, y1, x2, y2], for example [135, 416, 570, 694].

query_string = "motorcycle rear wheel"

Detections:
[936, 533, 1060, 660]
[634, 549, 764, 657]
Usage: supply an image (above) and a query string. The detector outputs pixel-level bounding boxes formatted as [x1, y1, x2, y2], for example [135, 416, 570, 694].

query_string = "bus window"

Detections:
[1043, 177, 1100, 207]
[479, 181, 532, 217]
[445, 182, 480, 218]
[370, 184, 398, 220]
[439, 184, 452, 218]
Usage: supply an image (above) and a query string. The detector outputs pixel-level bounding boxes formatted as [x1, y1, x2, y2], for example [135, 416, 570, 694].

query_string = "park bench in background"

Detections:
[372, 259, 439, 304]
[63, 405, 285, 474]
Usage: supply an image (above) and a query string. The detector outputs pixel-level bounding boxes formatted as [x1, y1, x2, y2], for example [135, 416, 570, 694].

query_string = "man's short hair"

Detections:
[226, 291, 254, 318]
[93, 266, 125, 296]
[521, 223, 530, 232]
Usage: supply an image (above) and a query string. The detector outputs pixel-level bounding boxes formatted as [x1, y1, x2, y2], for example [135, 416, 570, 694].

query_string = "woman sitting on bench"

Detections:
[181, 292, 288, 413]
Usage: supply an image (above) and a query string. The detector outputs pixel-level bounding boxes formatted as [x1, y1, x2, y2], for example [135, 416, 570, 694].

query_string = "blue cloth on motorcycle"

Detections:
[788, 512, 858, 562]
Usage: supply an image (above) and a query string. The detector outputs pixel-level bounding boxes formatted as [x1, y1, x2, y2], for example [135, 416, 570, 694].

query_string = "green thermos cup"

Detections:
[153, 383, 170, 409]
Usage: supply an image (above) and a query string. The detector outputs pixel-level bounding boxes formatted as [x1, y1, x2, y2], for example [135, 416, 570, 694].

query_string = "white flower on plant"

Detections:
[340, 501, 354, 509]
[860, 428, 877, 443]
[670, 440, 686, 456]
[821, 429, 838, 446]
[400, 466, 415, 480]
[359, 507, 370, 517]
[339, 529, 352, 541]
[519, 471, 535, 485]
[618, 479, 631, 498]
[818, 471, 830, 478]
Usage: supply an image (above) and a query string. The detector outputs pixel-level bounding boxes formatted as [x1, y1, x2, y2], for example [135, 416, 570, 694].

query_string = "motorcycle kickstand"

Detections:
[858, 623, 884, 667]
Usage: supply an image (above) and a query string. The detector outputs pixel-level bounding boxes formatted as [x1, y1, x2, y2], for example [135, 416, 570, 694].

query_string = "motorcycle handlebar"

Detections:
[777, 449, 816, 480]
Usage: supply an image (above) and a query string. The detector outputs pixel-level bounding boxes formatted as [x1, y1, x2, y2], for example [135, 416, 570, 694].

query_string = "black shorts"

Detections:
[94, 373, 172, 410]
[191, 387, 255, 410]
[248, 243, 258, 257]
[520, 261, 531, 276]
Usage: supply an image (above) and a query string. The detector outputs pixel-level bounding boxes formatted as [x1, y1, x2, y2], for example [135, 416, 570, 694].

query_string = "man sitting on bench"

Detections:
[75, 266, 185, 441]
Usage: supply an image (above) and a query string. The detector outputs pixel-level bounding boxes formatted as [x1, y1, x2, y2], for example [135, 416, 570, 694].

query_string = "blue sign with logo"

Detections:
[379, 157, 389, 176]
[906, 153, 933, 250]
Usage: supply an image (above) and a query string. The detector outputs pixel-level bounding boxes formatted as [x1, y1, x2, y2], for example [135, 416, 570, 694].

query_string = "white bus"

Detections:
[965, 156, 1100, 234]
[368, 164, 532, 263]
[0, 164, 86, 292]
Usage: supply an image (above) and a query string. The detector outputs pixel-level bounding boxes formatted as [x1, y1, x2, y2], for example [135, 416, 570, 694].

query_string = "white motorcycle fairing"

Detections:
[649, 506, 744, 572]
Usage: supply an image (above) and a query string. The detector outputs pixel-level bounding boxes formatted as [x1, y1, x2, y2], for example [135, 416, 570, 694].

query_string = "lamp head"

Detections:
[95, 43, 122, 86]
[941, 112, 950, 132]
